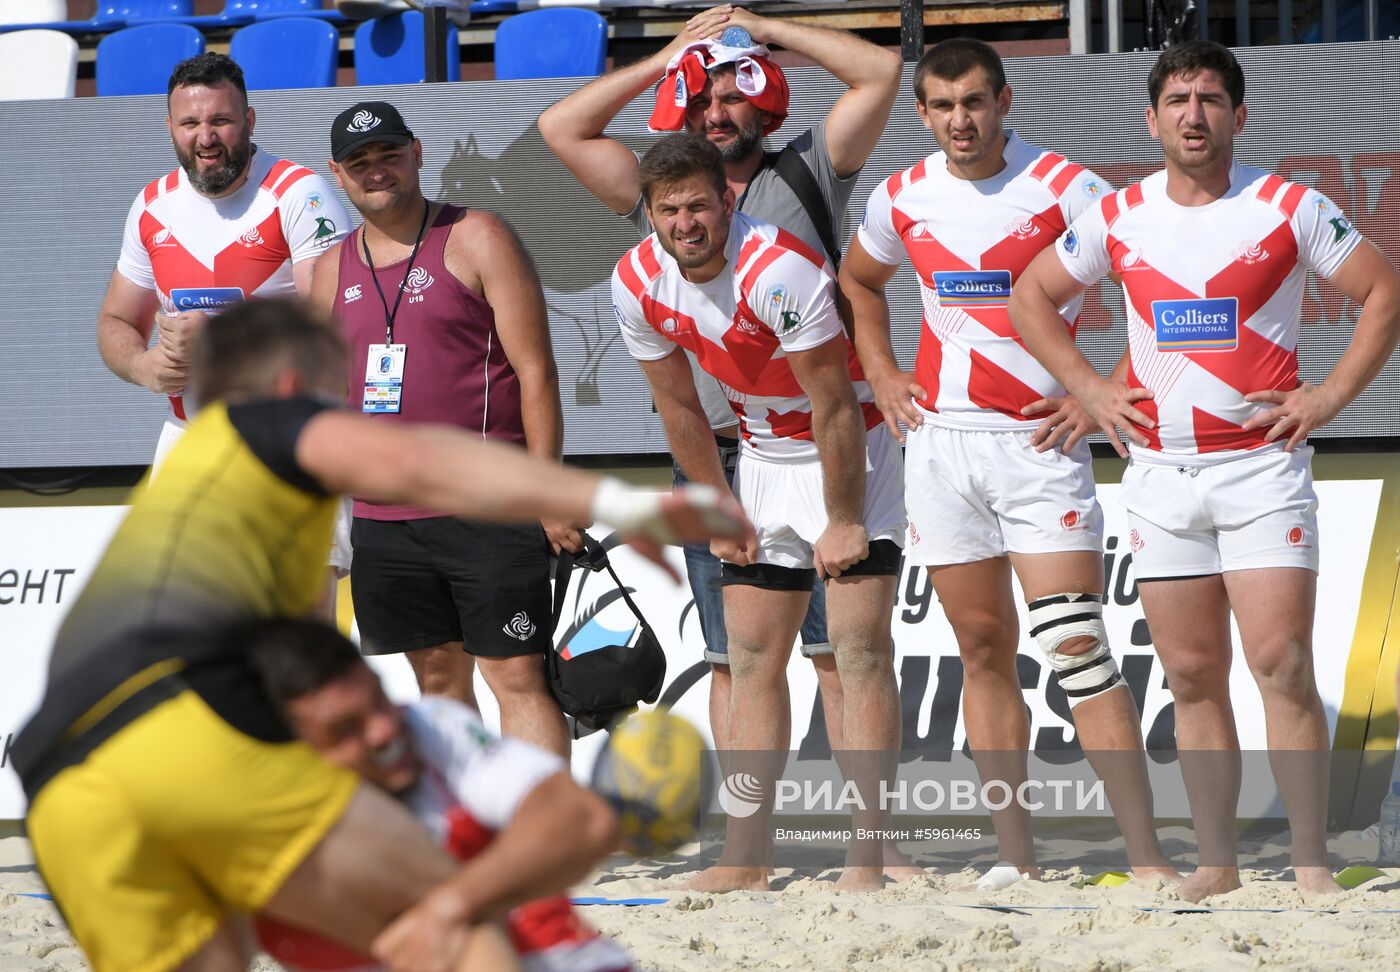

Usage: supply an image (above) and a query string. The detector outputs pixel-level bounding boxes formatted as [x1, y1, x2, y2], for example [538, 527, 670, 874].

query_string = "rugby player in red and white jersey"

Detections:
[96, 52, 349, 467]
[611, 134, 905, 892]
[1011, 41, 1400, 903]
[245, 619, 635, 972]
[840, 38, 1178, 890]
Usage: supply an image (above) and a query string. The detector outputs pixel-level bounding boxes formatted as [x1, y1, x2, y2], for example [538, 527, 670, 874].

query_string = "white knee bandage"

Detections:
[1027, 593, 1120, 709]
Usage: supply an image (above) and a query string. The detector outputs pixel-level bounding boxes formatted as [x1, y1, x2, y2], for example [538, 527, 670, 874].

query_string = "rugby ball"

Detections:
[591, 709, 711, 856]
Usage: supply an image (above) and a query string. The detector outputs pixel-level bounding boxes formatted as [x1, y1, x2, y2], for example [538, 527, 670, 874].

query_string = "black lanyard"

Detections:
[363, 200, 431, 346]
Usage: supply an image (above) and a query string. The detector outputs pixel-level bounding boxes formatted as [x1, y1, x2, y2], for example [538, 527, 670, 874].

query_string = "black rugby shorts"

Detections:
[350, 516, 553, 658]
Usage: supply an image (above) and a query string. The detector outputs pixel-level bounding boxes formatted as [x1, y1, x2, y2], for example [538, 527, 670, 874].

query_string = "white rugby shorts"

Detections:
[1121, 445, 1319, 578]
[904, 422, 1103, 566]
[730, 424, 905, 570]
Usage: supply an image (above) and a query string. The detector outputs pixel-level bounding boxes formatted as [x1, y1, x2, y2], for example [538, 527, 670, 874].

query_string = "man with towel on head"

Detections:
[539, 10, 909, 885]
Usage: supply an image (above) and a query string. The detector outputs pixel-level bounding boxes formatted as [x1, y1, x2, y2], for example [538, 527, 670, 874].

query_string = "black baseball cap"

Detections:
[330, 101, 415, 162]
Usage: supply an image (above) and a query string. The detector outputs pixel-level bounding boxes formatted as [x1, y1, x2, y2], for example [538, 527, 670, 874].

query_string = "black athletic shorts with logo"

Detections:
[350, 516, 553, 658]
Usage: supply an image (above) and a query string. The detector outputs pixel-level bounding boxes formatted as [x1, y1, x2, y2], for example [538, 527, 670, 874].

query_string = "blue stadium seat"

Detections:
[252, 0, 347, 23]
[469, 0, 609, 16]
[494, 7, 605, 80]
[230, 17, 339, 89]
[355, 11, 461, 85]
[130, 1, 257, 28]
[96, 23, 205, 96]
[130, 0, 344, 29]
[0, 1, 191, 36]
[468, 0, 519, 14]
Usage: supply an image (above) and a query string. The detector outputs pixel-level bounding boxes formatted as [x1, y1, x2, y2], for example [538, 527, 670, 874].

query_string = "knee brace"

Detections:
[1027, 593, 1120, 709]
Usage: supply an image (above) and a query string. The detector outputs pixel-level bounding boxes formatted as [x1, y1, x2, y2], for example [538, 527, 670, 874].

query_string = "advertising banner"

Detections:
[0, 475, 1389, 820]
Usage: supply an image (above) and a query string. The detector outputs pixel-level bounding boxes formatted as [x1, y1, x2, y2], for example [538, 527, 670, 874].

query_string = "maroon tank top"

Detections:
[335, 203, 525, 520]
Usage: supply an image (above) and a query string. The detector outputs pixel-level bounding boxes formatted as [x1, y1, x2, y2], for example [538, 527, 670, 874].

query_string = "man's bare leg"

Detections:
[928, 558, 1038, 879]
[1224, 567, 1340, 903]
[825, 572, 902, 890]
[175, 919, 252, 972]
[710, 661, 733, 751]
[1139, 575, 1243, 902]
[1010, 550, 1179, 884]
[685, 584, 808, 893]
[476, 653, 570, 757]
[406, 642, 479, 710]
[261, 784, 522, 971]
[811, 654, 845, 752]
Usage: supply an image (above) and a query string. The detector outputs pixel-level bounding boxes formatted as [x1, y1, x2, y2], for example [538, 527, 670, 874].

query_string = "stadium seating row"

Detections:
[0, 8, 608, 100]
[0, 0, 344, 34]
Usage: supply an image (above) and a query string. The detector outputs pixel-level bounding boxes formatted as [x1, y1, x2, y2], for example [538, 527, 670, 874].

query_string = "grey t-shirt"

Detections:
[626, 120, 859, 430]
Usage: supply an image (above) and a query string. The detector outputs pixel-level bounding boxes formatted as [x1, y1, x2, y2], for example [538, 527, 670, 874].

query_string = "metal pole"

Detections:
[1107, 0, 1124, 53]
[1069, 0, 1091, 54]
[1196, 0, 1210, 39]
[899, 0, 924, 61]
[423, 3, 448, 83]
[1234, 0, 1249, 45]
[1322, 0, 1337, 42]
[1364, 0, 1379, 40]
[1278, 0, 1292, 44]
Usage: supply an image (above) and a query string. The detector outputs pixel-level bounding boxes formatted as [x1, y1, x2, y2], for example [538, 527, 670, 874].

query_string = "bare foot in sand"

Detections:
[1131, 865, 1183, 887]
[1174, 866, 1241, 903]
[882, 842, 924, 883]
[1296, 866, 1343, 906]
[836, 866, 888, 892]
[683, 866, 770, 893]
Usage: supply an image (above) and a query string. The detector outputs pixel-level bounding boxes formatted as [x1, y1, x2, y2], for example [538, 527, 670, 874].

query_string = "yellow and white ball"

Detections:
[591, 709, 711, 856]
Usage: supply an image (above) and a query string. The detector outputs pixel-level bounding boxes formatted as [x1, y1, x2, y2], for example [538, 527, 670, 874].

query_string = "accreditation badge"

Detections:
[362, 343, 406, 413]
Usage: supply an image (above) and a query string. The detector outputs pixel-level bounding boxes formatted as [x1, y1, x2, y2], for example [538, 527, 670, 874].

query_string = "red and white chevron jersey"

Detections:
[612, 211, 881, 463]
[116, 149, 349, 418]
[1056, 162, 1362, 463]
[857, 133, 1110, 430]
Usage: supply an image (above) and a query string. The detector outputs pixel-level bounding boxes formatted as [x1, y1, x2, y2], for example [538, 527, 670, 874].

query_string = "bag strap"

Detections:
[769, 145, 841, 268]
[549, 533, 654, 643]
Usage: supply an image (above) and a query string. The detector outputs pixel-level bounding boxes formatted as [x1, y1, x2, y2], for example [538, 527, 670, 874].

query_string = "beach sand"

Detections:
[3, 830, 1398, 971]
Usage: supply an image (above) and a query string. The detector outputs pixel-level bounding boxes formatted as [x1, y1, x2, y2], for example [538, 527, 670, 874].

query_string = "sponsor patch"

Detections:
[1151, 297, 1239, 352]
[931, 270, 1012, 308]
[168, 287, 245, 314]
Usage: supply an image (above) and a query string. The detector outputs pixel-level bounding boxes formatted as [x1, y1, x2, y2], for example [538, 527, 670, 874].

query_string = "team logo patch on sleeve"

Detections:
[931, 270, 1012, 307]
[1151, 297, 1239, 352]
[313, 217, 337, 247]
[1062, 228, 1080, 256]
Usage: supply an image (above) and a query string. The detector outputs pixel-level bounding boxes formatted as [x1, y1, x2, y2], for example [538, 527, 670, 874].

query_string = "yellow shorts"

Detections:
[27, 689, 359, 972]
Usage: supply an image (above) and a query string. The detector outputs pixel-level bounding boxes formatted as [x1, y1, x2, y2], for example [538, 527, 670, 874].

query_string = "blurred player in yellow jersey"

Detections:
[12, 299, 750, 972]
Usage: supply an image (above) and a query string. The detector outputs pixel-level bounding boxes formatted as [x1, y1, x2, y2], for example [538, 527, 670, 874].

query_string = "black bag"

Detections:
[546, 533, 666, 737]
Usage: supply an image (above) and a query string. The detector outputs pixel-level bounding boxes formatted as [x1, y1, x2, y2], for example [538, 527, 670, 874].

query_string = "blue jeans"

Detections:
[674, 448, 830, 665]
